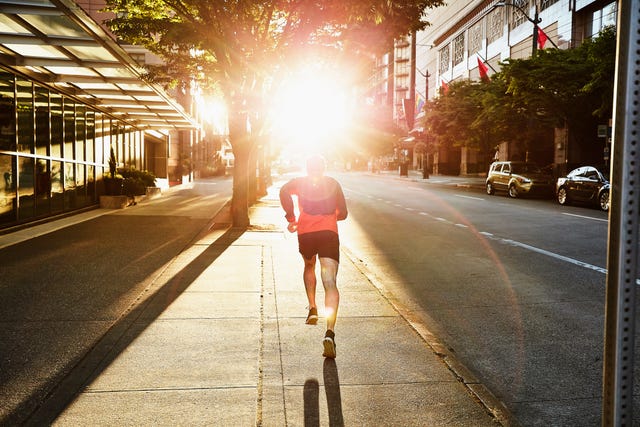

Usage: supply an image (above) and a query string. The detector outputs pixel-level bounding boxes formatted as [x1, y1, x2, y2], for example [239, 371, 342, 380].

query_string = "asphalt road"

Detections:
[336, 172, 632, 427]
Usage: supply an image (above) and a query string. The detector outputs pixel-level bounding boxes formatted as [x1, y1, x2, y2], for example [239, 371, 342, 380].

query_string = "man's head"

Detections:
[306, 155, 326, 177]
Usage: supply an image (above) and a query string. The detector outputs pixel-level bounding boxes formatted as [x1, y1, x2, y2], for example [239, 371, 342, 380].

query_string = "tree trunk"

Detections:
[248, 143, 257, 205]
[229, 110, 251, 228]
[257, 137, 269, 198]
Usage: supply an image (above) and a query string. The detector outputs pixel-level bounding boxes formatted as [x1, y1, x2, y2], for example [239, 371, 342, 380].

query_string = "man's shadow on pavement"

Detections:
[304, 359, 344, 427]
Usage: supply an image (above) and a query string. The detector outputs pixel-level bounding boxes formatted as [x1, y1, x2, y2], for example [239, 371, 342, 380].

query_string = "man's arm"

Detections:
[335, 183, 348, 221]
[279, 180, 297, 222]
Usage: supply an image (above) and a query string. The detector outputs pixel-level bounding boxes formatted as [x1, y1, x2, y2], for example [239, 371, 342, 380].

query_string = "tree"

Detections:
[420, 27, 616, 169]
[499, 27, 616, 164]
[104, 0, 444, 227]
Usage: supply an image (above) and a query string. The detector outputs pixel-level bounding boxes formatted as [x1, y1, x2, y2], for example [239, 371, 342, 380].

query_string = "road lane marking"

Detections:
[455, 195, 485, 201]
[562, 212, 607, 222]
[498, 238, 607, 275]
[346, 187, 612, 278]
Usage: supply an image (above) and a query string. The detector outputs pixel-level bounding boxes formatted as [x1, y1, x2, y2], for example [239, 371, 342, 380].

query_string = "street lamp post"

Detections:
[496, 1, 542, 57]
[416, 67, 430, 178]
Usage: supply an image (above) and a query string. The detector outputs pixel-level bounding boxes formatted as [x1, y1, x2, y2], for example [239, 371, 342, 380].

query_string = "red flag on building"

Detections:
[441, 79, 449, 94]
[477, 57, 490, 82]
[537, 27, 548, 49]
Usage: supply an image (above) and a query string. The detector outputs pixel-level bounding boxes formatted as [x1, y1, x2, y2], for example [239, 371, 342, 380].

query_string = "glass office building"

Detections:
[0, 1, 198, 230]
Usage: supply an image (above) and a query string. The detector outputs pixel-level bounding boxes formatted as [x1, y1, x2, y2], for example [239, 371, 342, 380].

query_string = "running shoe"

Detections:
[323, 330, 336, 358]
[306, 307, 318, 325]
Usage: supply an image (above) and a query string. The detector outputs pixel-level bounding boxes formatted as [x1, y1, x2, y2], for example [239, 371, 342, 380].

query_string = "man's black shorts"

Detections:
[298, 230, 340, 262]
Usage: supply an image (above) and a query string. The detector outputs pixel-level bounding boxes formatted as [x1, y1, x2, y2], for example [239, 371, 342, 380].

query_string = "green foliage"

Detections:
[118, 167, 156, 196]
[122, 177, 147, 196]
[581, 26, 616, 118]
[420, 27, 616, 159]
[103, 0, 445, 94]
[119, 167, 156, 187]
[501, 27, 615, 124]
[103, 0, 446, 223]
[200, 153, 226, 177]
[108, 146, 117, 178]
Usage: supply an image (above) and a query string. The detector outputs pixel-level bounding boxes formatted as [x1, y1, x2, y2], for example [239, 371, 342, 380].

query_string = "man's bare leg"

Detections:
[319, 257, 339, 331]
[303, 255, 318, 324]
[319, 256, 339, 358]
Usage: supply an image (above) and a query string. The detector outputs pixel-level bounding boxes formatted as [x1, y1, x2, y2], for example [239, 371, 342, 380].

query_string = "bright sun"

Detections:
[269, 67, 352, 157]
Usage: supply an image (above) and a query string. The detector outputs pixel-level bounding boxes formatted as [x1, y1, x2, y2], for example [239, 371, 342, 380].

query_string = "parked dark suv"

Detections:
[486, 161, 554, 198]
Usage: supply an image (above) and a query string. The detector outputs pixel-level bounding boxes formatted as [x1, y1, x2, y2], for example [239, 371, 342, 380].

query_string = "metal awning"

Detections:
[0, 0, 198, 130]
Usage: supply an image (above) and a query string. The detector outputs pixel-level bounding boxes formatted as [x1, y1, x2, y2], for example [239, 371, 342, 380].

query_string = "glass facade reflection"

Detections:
[0, 66, 146, 230]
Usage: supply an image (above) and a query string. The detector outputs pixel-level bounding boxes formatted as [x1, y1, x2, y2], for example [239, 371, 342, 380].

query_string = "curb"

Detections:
[368, 171, 486, 192]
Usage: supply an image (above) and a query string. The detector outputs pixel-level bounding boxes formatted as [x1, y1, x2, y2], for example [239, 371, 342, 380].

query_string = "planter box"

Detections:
[103, 177, 124, 196]
[146, 186, 161, 198]
[100, 195, 128, 209]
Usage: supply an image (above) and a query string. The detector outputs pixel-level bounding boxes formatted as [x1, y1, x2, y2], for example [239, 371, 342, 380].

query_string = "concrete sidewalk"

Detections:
[28, 185, 510, 426]
[377, 169, 487, 191]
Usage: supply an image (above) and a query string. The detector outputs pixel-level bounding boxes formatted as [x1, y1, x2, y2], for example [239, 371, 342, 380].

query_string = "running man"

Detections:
[279, 155, 348, 358]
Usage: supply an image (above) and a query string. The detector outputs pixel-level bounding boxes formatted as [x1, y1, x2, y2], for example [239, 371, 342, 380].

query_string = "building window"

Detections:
[590, 2, 617, 37]
[16, 77, 33, 155]
[35, 85, 49, 158]
[511, 0, 530, 28]
[0, 64, 153, 229]
[468, 21, 483, 56]
[452, 33, 465, 66]
[487, 7, 504, 44]
[439, 44, 450, 74]
[540, 0, 559, 11]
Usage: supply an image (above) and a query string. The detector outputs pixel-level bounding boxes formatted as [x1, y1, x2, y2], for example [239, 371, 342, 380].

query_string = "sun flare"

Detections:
[269, 68, 353, 156]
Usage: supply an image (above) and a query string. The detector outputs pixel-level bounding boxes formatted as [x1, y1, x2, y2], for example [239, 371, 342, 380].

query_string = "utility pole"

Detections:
[425, 69, 430, 100]
[602, 1, 640, 425]
[530, 5, 540, 57]
[496, 1, 542, 57]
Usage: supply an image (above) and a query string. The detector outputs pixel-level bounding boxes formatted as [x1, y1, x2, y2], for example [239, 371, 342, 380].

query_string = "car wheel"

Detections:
[557, 187, 569, 205]
[486, 182, 494, 195]
[508, 184, 518, 198]
[599, 190, 610, 211]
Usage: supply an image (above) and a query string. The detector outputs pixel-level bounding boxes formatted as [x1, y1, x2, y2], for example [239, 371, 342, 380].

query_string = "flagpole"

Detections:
[476, 53, 498, 73]
[532, 5, 540, 57]
[495, 1, 543, 57]
[539, 27, 559, 49]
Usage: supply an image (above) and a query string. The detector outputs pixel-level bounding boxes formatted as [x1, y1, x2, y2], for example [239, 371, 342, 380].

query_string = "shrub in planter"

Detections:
[122, 177, 147, 196]
[119, 167, 156, 187]
[103, 146, 124, 195]
[104, 177, 124, 195]
[119, 167, 157, 197]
